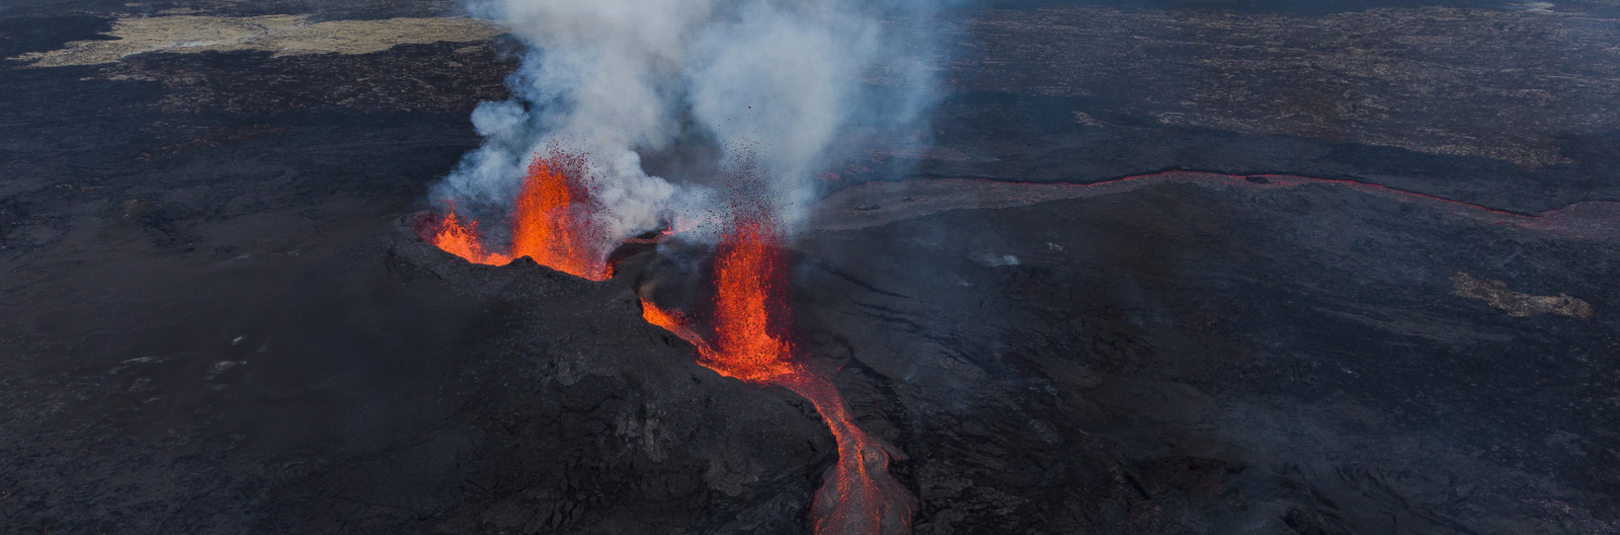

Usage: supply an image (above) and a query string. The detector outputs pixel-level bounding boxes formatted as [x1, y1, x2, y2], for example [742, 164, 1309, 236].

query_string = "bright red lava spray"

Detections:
[641, 207, 915, 535]
[422, 148, 612, 281]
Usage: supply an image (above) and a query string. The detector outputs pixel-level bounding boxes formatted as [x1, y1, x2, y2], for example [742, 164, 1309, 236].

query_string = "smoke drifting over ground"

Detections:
[430, 0, 944, 247]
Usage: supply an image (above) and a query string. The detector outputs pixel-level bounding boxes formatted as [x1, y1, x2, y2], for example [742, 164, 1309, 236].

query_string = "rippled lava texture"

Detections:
[2, 0, 1618, 534]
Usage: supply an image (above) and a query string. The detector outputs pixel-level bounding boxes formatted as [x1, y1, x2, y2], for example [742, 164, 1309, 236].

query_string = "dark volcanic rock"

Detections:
[794, 180, 1620, 534]
[104, 40, 518, 115]
[0, 217, 839, 534]
[4, 1, 1619, 534]
[375, 221, 836, 535]
[0, 15, 114, 58]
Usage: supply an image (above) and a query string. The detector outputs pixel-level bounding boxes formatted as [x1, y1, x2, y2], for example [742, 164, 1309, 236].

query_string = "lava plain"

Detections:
[5, 1, 1620, 533]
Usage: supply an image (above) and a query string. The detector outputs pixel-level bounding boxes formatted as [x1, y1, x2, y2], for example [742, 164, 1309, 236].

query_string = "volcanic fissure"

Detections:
[419, 152, 917, 535]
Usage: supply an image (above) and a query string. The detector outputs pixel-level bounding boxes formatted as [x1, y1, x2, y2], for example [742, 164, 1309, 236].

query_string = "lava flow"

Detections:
[640, 211, 915, 535]
[424, 153, 914, 533]
[423, 150, 612, 280]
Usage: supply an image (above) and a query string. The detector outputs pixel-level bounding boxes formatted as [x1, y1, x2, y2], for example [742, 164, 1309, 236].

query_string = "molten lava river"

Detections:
[421, 154, 915, 535]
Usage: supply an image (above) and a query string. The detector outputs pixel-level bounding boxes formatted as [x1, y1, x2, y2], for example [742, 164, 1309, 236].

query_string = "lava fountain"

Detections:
[640, 203, 916, 535]
[423, 153, 915, 534]
[423, 149, 612, 281]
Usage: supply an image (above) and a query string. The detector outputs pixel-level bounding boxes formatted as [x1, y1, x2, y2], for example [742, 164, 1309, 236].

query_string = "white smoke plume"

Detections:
[429, 0, 945, 244]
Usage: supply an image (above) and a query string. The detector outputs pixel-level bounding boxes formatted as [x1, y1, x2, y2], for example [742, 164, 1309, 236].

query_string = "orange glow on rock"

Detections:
[426, 209, 511, 265]
[783, 373, 915, 535]
[641, 300, 703, 348]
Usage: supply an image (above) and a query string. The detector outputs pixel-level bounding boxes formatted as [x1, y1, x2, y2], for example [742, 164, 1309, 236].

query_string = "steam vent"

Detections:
[6, 0, 1620, 533]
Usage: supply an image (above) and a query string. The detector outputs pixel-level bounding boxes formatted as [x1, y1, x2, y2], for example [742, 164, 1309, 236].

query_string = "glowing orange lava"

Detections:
[784, 373, 915, 535]
[510, 153, 610, 280]
[641, 213, 915, 535]
[427, 153, 914, 533]
[427, 209, 508, 265]
[641, 301, 702, 348]
[701, 224, 799, 382]
[422, 150, 612, 280]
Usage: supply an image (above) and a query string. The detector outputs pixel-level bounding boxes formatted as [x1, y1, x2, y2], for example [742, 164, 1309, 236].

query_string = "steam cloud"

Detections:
[431, 0, 944, 245]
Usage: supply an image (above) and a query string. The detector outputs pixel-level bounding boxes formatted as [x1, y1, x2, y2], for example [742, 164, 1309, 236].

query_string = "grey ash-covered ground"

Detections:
[2, 0, 1617, 533]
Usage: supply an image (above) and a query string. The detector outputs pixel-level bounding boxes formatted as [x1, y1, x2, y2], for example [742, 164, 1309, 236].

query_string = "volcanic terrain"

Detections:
[2, 0, 1617, 534]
